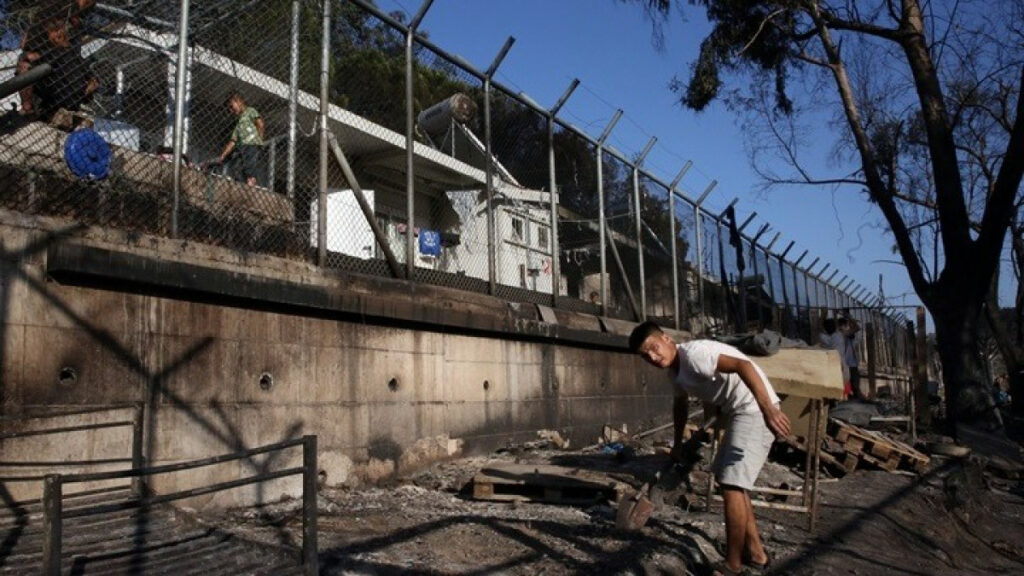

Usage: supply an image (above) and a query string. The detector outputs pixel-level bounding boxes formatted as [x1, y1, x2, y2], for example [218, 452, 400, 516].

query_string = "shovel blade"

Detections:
[615, 489, 655, 531]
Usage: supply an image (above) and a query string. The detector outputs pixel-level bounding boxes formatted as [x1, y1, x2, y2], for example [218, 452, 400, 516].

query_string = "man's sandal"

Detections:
[711, 561, 748, 576]
[746, 553, 771, 572]
[714, 542, 771, 572]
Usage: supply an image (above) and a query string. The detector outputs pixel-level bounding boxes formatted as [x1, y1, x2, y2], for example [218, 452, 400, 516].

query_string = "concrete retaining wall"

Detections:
[0, 212, 673, 507]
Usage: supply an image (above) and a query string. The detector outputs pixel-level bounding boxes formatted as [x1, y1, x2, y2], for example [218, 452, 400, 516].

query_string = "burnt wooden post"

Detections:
[42, 474, 63, 576]
[866, 322, 877, 398]
[302, 435, 319, 575]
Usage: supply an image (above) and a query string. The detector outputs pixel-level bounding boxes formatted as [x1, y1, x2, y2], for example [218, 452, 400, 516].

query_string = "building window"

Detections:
[519, 264, 527, 288]
[511, 217, 524, 241]
[537, 225, 549, 250]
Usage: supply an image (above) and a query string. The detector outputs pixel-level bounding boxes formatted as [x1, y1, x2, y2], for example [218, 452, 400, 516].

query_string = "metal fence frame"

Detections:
[40, 435, 319, 576]
[0, 0, 914, 368]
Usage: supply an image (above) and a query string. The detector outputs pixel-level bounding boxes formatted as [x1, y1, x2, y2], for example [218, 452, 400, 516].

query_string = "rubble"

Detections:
[195, 419, 1024, 576]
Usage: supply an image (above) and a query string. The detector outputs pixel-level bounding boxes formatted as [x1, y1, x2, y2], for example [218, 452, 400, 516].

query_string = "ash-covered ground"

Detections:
[205, 414, 1024, 576]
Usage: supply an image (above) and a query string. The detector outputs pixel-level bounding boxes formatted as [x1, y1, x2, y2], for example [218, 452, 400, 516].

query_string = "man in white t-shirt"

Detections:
[629, 321, 790, 576]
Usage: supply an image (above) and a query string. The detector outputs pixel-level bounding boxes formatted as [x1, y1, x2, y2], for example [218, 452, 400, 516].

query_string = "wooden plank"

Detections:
[471, 463, 623, 505]
[755, 348, 846, 400]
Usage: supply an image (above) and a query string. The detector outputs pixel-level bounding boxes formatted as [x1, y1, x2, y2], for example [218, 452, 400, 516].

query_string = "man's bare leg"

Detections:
[743, 490, 769, 565]
[719, 485, 748, 574]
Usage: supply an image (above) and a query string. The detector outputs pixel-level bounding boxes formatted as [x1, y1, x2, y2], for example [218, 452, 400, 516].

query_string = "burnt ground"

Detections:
[205, 418, 1024, 576]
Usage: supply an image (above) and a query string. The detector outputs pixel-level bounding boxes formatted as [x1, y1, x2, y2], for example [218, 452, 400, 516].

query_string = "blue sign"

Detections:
[419, 229, 442, 256]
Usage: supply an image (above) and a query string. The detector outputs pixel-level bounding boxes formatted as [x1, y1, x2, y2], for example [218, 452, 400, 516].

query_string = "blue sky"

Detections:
[377, 0, 934, 318]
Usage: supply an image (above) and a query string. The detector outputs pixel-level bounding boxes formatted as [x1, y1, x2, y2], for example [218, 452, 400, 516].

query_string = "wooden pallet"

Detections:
[471, 463, 625, 505]
[829, 418, 930, 474]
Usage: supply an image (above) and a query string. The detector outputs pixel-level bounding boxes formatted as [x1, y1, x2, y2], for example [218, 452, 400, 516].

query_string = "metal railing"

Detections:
[40, 434, 319, 576]
[0, 0, 913, 371]
[0, 403, 144, 495]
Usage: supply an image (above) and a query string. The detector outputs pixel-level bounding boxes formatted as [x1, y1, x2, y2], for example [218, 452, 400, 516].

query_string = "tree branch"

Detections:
[808, 2, 933, 303]
[737, 8, 787, 56]
[897, 0, 974, 269]
[975, 64, 1024, 296]
[818, 6, 904, 41]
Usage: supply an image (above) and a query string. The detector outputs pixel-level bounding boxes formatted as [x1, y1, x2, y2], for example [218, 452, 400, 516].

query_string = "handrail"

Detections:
[0, 420, 133, 440]
[62, 436, 306, 483]
[41, 435, 318, 576]
[63, 466, 305, 519]
[0, 404, 144, 489]
[0, 403, 139, 421]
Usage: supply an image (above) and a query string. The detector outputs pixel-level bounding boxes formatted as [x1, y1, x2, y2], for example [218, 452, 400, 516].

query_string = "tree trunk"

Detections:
[932, 300, 994, 437]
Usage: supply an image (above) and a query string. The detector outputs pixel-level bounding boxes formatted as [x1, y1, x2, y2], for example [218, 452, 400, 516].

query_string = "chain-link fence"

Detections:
[0, 0, 915, 368]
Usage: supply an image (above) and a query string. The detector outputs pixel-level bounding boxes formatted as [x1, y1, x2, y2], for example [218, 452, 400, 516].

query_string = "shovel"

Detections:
[615, 416, 716, 531]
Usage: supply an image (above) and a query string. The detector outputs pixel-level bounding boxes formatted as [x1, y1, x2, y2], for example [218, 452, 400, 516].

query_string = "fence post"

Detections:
[42, 474, 63, 576]
[287, 0, 300, 199]
[302, 435, 319, 575]
[866, 322, 877, 398]
[170, 0, 191, 239]
[131, 402, 145, 497]
[317, 0, 330, 267]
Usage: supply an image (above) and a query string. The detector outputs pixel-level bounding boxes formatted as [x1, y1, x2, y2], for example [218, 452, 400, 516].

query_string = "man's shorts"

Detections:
[712, 407, 776, 491]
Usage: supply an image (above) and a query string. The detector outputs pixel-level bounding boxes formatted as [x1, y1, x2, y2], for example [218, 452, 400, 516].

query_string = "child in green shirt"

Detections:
[218, 92, 265, 186]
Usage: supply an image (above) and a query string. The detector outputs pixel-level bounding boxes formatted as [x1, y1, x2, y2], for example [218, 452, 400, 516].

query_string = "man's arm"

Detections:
[716, 354, 791, 438]
[255, 116, 265, 141]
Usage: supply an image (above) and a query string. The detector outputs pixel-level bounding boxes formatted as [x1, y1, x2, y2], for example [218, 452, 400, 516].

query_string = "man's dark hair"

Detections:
[628, 321, 663, 353]
[823, 318, 836, 334]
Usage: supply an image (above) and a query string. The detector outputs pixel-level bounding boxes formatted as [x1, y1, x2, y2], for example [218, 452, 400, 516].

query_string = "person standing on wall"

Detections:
[218, 91, 266, 187]
[629, 321, 790, 576]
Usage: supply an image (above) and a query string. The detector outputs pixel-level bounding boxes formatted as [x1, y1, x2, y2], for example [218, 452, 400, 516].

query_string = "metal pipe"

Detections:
[596, 109, 623, 313]
[318, 0, 330, 266]
[302, 435, 319, 575]
[605, 223, 642, 320]
[113, 57, 151, 117]
[764, 232, 782, 251]
[826, 269, 840, 284]
[793, 250, 809, 267]
[779, 241, 796, 260]
[0, 420, 132, 441]
[691, 174, 716, 327]
[328, 132, 404, 278]
[170, 0, 191, 239]
[694, 181, 717, 207]
[551, 79, 579, 115]
[548, 79, 579, 307]
[668, 161, 692, 330]
[287, 0, 300, 199]
[131, 403, 144, 498]
[752, 223, 771, 245]
[483, 35, 515, 295]
[405, 1, 434, 281]
[42, 475, 62, 576]
[717, 197, 739, 219]
[738, 211, 757, 232]
[96, 3, 176, 30]
[633, 136, 657, 320]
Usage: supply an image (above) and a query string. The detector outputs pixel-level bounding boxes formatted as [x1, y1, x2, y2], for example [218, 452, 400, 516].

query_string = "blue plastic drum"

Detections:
[64, 128, 111, 180]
